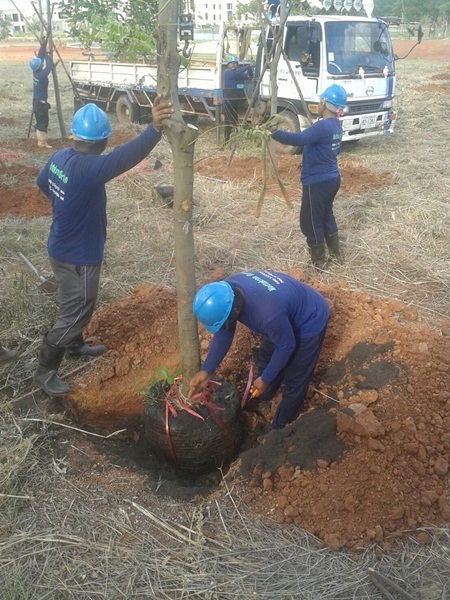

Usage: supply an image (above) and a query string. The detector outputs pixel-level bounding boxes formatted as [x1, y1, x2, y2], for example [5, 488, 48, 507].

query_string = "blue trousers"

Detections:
[300, 175, 341, 246]
[257, 326, 328, 430]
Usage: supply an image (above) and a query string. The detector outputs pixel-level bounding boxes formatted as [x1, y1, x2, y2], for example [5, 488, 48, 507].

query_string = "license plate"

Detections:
[360, 115, 376, 129]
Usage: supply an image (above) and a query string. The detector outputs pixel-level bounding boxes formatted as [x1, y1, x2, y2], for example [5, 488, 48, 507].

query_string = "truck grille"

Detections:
[347, 101, 383, 115]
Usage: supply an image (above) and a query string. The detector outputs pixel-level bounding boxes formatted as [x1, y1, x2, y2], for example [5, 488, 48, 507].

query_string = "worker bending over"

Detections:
[189, 270, 329, 430]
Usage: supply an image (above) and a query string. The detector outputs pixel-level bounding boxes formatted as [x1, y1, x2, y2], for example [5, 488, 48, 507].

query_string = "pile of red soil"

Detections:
[65, 273, 449, 551]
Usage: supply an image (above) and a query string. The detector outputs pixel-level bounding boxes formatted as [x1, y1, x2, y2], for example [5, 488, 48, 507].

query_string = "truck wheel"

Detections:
[273, 109, 302, 155]
[116, 95, 139, 124]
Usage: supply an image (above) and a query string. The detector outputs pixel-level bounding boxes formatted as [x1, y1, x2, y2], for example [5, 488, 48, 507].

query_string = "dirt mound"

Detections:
[195, 155, 394, 204]
[63, 275, 450, 551]
[0, 130, 142, 218]
[0, 162, 51, 218]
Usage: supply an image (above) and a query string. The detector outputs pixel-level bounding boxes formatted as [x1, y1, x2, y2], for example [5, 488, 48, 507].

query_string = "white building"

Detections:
[0, 0, 66, 34]
[194, 0, 253, 26]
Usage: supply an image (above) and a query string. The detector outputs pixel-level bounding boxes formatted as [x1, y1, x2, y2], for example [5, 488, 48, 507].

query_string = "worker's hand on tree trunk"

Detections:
[188, 370, 210, 400]
[151, 95, 174, 133]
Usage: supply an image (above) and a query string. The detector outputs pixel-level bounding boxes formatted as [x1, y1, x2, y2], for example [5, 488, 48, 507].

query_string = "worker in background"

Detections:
[270, 84, 347, 269]
[223, 56, 254, 143]
[0, 344, 18, 366]
[30, 37, 53, 149]
[34, 96, 173, 397]
[188, 270, 329, 431]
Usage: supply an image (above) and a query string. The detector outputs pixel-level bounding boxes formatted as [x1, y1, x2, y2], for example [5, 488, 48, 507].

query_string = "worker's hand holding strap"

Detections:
[188, 370, 210, 400]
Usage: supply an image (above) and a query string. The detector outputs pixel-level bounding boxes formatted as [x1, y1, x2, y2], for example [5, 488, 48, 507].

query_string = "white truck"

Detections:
[69, 14, 414, 143]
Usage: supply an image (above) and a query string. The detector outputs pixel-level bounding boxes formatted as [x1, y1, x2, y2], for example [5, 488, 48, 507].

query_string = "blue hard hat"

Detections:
[193, 281, 234, 333]
[227, 56, 239, 63]
[29, 57, 42, 71]
[70, 103, 112, 141]
[320, 84, 347, 109]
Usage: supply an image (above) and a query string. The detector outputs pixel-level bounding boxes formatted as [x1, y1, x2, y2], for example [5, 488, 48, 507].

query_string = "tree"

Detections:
[61, 0, 158, 60]
[157, 0, 201, 395]
[0, 14, 12, 39]
[374, 0, 449, 22]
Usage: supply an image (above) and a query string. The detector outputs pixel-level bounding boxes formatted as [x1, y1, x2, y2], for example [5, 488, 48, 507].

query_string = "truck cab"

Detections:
[256, 15, 396, 141]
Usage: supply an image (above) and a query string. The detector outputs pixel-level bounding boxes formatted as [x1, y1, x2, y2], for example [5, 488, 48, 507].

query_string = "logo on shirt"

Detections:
[49, 162, 68, 184]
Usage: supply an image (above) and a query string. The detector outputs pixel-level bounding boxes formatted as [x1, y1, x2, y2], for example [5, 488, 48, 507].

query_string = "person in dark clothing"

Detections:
[270, 84, 347, 268]
[222, 55, 254, 142]
[34, 96, 173, 396]
[30, 37, 53, 148]
[188, 271, 329, 430]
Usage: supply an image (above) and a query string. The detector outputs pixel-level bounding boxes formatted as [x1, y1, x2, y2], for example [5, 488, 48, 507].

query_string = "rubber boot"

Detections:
[65, 334, 107, 358]
[0, 345, 18, 366]
[36, 130, 52, 148]
[309, 242, 327, 270]
[325, 232, 343, 265]
[34, 335, 69, 396]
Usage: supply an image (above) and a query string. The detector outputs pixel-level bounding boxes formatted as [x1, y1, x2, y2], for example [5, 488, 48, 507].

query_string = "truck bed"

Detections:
[70, 61, 218, 94]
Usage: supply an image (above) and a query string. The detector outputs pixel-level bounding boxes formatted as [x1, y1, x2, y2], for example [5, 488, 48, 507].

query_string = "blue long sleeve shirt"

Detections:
[272, 118, 343, 185]
[36, 125, 162, 265]
[224, 65, 253, 89]
[33, 42, 52, 101]
[201, 271, 329, 384]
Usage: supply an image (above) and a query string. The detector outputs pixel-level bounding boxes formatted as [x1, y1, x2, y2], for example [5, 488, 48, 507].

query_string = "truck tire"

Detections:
[273, 109, 302, 155]
[116, 95, 139, 124]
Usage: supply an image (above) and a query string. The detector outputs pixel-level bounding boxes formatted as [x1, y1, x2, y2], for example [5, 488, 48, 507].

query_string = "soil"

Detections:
[0, 38, 449, 63]
[1, 37, 449, 552]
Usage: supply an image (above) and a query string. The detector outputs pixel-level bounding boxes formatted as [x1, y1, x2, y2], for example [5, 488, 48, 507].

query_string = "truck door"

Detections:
[275, 22, 322, 107]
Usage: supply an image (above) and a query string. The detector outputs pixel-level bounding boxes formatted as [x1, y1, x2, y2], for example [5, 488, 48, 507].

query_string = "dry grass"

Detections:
[0, 52, 450, 598]
[1, 414, 449, 599]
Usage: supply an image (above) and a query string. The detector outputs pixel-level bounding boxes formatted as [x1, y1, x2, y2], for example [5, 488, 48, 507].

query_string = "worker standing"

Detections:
[33, 96, 173, 397]
[30, 37, 53, 149]
[188, 271, 329, 431]
[270, 84, 347, 268]
[223, 56, 254, 143]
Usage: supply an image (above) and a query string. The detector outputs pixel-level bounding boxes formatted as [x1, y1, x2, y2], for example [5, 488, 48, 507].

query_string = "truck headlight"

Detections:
[382, 100, 393, 109]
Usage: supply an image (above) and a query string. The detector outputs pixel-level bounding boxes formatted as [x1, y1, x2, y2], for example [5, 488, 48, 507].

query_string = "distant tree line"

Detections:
[374, 0, 450, 26]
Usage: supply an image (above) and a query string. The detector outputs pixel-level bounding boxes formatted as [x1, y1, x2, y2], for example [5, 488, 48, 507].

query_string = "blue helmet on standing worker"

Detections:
[29, 57, 42, 71]
[193, 281, 235, 333]
[227, 56, 239, 64]
[71, 103, 112, 141]
[320, 84, 347, 110]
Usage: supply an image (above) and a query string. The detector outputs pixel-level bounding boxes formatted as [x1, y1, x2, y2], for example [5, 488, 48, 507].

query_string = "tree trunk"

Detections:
[157, 0, 201, 395]
[40, 0, 66, 139]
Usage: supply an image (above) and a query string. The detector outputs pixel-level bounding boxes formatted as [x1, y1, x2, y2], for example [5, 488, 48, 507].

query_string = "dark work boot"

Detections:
[309, 243, 327, 270]
[34, 335, 69, 396]
[325, 232, 343, 265]
[65, 335, 107, 358]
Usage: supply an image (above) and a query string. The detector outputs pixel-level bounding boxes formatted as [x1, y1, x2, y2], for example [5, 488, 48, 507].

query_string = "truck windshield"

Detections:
[325, 21, 394, 75]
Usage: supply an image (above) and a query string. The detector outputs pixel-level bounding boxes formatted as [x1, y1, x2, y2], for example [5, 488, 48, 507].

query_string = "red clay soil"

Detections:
[0, 141, 392, 219]
[195, 154, 394, 206]
[0, 38, 449, 63]
[63, 274, 450, 552]
[0, 130, 136, 219]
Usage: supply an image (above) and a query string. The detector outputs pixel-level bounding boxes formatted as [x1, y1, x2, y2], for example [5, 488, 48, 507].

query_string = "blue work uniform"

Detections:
[223, 64, 253, 142]
[32, 41, 53, 131]
[36, 125, 162, 347]
[201, 271, 329, 429]
[272, 118, 343, 246]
